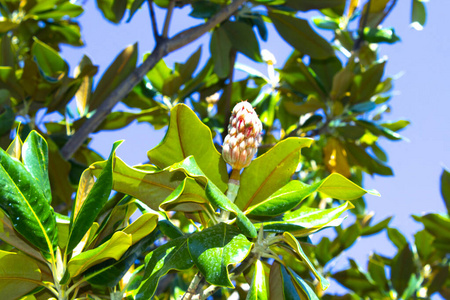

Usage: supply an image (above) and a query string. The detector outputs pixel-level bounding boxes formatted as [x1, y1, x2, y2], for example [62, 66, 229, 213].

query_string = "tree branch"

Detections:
[353, 0, 372, 51]
[162, 0, 175, 38]
[60, 0, 246, 160]
[148, 0, 160, 41]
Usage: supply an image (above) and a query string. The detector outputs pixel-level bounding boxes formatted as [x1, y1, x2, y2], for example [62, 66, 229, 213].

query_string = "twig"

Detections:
[221, 49, 237, 142]
[182, 272, 203, 300]
[162, 0, 175, 38]
[147, 0, 160, 41]
[375, 0, 398, 27]
[60, 0, 246, 160]
[353, 0, 372, 51]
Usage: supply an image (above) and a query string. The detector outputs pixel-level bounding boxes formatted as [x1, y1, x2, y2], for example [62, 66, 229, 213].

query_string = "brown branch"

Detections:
[60, 0, 246, 160]
[353, 0, 372, 51]
[162, 0, 175, 38]
[148, 0, 160, 41]
[375, 0, 398, 27]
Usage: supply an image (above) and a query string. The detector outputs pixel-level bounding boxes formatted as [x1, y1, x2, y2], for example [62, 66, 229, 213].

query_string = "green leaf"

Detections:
[413, 213, 450, 242]
[411, 0, 426, 30]
[0, 251, 42, 299]
[236, 138, 313, 211]
[85, 231, 159, 287]
[0, 146, 57, 253]
[90, 156, 185, 211]
[67, 141, 122, 252]
[387, 228, 408, 249]
[380, 120, 410, 132]
[391, 245, 415, 296]
[361, 216, 392, 236]
[122, 212, 158, 245]
[282, 0, 346, 11]
[257, 201, 352, 237]
[333, 259, 377, 294]
[67, 231, 132, 278]
[350, 61, 386, 103]
[269, 11, 335, 59]
[31, 2, 84, 19]
[128, 0, 146, 22]
[96, 0, 127, 23]
[288, 267, 319, 300]
[441, 169, 450, 214]
[148, 104, 228, 191]
[31, 38, 67, 81]
[223, 21, 263, 62]
[146, 56, 171, 93]
[279, 263, 301, 300]
[210, 26, 232, 78]
[247, 173, 378, 217]
[368, 258, 389, 291]
[170, 156, 257, 238]
[283, 232, 330, 291]
[363, 27, 400, 44]
[136, 236, 193, 300]
[160, 177, 210, 212]
[0, 209, 43, 262]
[313, 17, 340, 30]
[90, 43, 137, 111]
[188, 223, 253, 287]
[189, 1, 221, 19]
[22, 131, 51, 204]
[309, 57, 342, 93]
[247, 260, 269, 300]
[0, 106, 15, 136]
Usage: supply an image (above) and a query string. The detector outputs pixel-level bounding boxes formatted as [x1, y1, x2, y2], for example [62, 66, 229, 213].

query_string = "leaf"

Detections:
[160, 177, 210, 212]
[223, 21, 262, 62]
[441, 169, 450, 214]
[283, 232, 330, 291]
[391, 245, 415, 296]
[363, 27, 400, 44]
[74, 55, 96, 116]
[67, 231, 132, 278]
[412, 213, 450, 242]
[257, 202, 353, 237]
[90, 43, 137, 111]
[387, 228, 408, 249]
[31, 38, 67, 81]
[235, 138, 313, 211]
[361, 216, 392, 236]
[0, 251, 42, 299]
[309, 56, 342, 93]
[350, 61, 386, 103]
[210, 26, 232, 78]
[411, 0, 426, 30]
[90, 156, 186, 212]
[170, 156, 257, 238]
[147, 104, 228, 191]
[288, 267, 319, 300]
[67, 141, 122, 252]
[122, 212, 158, 244]
[30, 2, 83, 19]
[333, 259, 377, 294]
[279, 263, 301, 300]
[269, 11, 335, 59]
[246, 260, 269, 300]
[6, 131, 22, 160]
[323, 137, 351, 178]
[0, 146, 57, 253]
[189, 1, 221, 18]
[136, 236, 193, 300]
[22, 131, 52, 204]
[188, 223, 253, 288]
[96, 0, 127, 23]
[282, 0, 346, 11]
[0, 209, 43, 262]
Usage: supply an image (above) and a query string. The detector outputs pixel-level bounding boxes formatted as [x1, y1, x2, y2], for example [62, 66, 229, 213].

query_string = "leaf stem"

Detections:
[220, 169, 241, 221]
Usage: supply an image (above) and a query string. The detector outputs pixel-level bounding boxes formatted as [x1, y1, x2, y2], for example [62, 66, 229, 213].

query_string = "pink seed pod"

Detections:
[222, 101, 263, 170]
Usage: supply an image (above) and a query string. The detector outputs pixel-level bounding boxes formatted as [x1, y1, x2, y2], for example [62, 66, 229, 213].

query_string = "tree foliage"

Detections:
[0, 0, 447, 299]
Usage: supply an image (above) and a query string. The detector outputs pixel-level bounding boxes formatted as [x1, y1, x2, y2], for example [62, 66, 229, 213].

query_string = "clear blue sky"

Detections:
[61, 0, 449, 295]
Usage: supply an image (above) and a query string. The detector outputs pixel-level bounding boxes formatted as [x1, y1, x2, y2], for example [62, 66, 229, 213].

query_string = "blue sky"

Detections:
[61, 0, 449, 295]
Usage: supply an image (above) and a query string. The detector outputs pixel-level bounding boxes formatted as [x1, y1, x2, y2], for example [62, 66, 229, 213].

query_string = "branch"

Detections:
[162, 0, 175, 38]
[353, 0, 372, 51]
[148, 0, 160, 41]
[60, 0, 246, 160]
[375, 0, 398, 27]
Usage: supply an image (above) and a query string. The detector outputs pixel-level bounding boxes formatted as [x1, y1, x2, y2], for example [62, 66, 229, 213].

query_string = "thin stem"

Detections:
[219, 169, 241, 221]
[354, 0, 372, 51]
[182, 272, 203, 300]
[147, 0, 160, 41]
[162, 0, 175, 38]
[375, 0, 397, 27]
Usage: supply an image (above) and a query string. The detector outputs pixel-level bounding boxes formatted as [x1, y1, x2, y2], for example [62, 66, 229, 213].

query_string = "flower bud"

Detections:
[222, 101, 262, 170]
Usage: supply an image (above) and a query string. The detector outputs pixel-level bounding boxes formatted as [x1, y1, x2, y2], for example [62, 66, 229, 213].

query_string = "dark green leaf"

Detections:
[288, 267, 319, 300]
[440, 169, 450, 214]
[361, 216, 392, 236]
[269, 11, 335, 59]
[188, 223, 253, 287]
[96, 0, 127, 23]
[391, 245, 415, 296]
[363, 27, 400, 44]
[223, 21, 262, 62]
[210, 26, 232, 78]
[387, 228, 408, 249]
[189, 1, 221, 19]
[31, 38, 67, 81]
[411, 0, 426, 30]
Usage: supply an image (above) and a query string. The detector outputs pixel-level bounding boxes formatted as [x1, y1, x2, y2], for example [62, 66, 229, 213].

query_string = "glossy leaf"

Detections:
[67, 141, 122, 252]
[223, 21, 263, 62]
[96, 0, 127, 23]
[387, 228, 408, 249]
[136, 236, 193, 300]
[148, 104, 228, 191]
[288, 267, 319, 300]
[363, 27, 400, 44]
[160, 177, 210, 212]
[188, 223, 253, 288]
[236, 138, 313, 211]
[269, 11, 335, 59]
[257, 202, 353, 236]
[247, 260, 269, 300]
[283, 232, 330, 291]
[210, 26, 232, 78]
[6, 131, 22, 160]
[67, 231, 132, 278]
[90, 43, 137, 111]
[31, 38, 67, 81]
[22, 131, 51, 204]
[122, 212, 158, 244]
[0, 146, 57, 253]
[170, 156, 257, 238]
[391, 245, 415, 296]
[0, 251, 42, 299]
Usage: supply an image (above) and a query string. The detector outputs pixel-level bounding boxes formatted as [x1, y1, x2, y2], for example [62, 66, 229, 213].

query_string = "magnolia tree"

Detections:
[1, 0, 448, 299]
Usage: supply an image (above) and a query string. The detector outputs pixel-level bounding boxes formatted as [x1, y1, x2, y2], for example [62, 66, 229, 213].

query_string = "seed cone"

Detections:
[222, 101, 262, 170]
